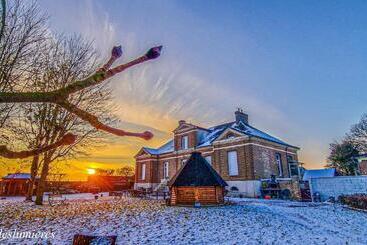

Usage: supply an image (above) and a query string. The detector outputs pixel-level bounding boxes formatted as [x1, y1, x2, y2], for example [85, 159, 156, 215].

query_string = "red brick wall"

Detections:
[136, 138, 299, 184]
[135, 160, 159, 184]
[360, 160, 367, 175]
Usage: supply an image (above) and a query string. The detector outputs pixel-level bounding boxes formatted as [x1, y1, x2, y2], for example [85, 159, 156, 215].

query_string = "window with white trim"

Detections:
[181, 159, 187, 166]
[227, 151, 239, 176]
[205, 155, 212, 165]
[275, 153, 283, 177]
[164, 162, 169, 179]
[287, 155, 298, 177]
[181, 136, 189, 150]
[141, 163, 146, 180]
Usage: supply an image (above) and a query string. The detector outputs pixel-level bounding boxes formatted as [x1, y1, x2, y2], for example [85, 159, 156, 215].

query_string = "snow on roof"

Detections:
[3, 173, 33, 179]
[143, 140, 174, 155]
[196, 123, 231, 148]
[302, 168, 336, 181]
[144, 120, 298, 155]
[231, 122, 296, 148]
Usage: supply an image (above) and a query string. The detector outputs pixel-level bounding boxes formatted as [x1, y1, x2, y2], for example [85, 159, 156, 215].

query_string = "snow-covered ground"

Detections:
[0, 195, 366, 244]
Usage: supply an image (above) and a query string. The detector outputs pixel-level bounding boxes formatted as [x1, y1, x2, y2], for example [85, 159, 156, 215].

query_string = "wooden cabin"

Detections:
[168, 152, 227, 206]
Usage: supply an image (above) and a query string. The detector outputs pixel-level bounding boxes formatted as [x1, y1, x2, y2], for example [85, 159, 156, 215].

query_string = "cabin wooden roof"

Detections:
[168, 152, 227, 187]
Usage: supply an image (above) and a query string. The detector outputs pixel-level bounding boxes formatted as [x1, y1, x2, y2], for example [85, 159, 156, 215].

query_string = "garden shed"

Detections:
[168, 152, 227, 206]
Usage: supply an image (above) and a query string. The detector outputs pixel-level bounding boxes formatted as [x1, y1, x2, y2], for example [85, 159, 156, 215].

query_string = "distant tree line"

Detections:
[94, 166, 135, 177]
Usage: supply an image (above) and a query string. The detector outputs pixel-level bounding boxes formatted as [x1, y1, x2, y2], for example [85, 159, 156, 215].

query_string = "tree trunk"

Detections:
[26, 155, 39, 201]
[35, 153, 51, 205]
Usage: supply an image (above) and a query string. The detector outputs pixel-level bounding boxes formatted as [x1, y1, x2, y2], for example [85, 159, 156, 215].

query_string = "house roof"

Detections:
[143, 140, 174, 155]
[2, 173, 37, 180]
[168, 152, 227, 187]
[143, 120, 298, 156]
[302, 168, 336, 181]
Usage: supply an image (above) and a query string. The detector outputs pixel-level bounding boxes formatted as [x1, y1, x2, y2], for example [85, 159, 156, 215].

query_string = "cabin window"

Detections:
[205, 155, 212, 165]
[181, 136, 189, 149]
[227, 151, 239, 176]
[287, 155, 298, 177]
[164, 162, 169, 179]
[275, 153, 283, 177]
[141, 163, 146, 180]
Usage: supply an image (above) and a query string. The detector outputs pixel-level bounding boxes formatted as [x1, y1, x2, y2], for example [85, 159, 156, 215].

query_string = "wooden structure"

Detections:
[73, 234, 117, 245]
[168, 152, 227, 206]
[0, 173, 38, 196]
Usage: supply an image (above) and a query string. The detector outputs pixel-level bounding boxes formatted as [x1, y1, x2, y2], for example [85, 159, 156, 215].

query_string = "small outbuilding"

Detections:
[168, 152, 227, 206]
[302, 168, 337, 181]
[0, 173, 39, 196]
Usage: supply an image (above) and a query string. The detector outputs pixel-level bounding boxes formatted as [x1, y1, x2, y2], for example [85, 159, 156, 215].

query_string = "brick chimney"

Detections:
[235, 108, 248, 124]
[178, 120, 186, 126]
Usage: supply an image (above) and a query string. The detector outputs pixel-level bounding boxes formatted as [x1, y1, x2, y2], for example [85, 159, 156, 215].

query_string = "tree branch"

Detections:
[58, 100, 153, 140]
[0, 46, 162, 103]
[0, 45, 162, 140]
[0, 0, 5, 42]
[0, 133, 76, 159]
[0, 45, 161, 159]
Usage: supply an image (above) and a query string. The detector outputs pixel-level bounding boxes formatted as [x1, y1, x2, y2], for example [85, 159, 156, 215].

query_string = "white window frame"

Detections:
[141, 163, 146, 180]
[205, 155, 212, 165]
[181, 159, 187, 166]
[227, 151, 239, 176]
[275, 153, 283, 177]
[164, 162, 169, 179]
[181, 136, 189, 150]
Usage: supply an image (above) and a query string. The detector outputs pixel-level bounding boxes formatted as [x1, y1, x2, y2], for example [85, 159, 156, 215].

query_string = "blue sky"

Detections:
[37, 0, 367, 172]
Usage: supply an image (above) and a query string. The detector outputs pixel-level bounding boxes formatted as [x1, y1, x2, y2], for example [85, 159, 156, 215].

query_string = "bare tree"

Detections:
[0, 0, 162, 159]
[11, 35, 124, 205]
[0, 0, 47, 134]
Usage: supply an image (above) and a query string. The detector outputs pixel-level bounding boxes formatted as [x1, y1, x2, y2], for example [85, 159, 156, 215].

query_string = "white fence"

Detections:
[309, 176, 367, 201]
[226, 180, 261, 197]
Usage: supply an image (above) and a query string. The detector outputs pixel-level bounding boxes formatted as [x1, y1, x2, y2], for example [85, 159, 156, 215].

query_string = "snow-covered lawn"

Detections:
[1, 195, 367, 244]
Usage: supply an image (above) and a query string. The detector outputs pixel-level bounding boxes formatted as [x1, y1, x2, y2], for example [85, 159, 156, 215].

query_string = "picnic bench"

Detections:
[73, 234, 117, 245]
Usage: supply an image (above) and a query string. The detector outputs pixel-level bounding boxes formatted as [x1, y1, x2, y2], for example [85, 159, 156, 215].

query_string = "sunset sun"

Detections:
[87, 168, 96, 175]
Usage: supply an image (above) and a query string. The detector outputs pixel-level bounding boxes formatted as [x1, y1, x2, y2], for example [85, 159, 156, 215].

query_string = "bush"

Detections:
[339, 194, 367, 210]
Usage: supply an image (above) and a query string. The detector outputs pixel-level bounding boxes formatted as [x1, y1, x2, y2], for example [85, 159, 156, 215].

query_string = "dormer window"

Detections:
[181, 136, 189, 150]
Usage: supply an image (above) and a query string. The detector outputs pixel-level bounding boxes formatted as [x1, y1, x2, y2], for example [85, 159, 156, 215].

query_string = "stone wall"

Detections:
[310, 176, 367, 201]
[226, 180, 261, 197]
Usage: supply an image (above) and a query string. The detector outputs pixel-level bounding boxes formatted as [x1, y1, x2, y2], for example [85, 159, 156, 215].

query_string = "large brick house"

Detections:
[134, 110, 300, 194]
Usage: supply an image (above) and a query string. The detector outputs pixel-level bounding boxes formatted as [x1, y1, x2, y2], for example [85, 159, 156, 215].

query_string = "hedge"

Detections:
[339, 194, 367, 210]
